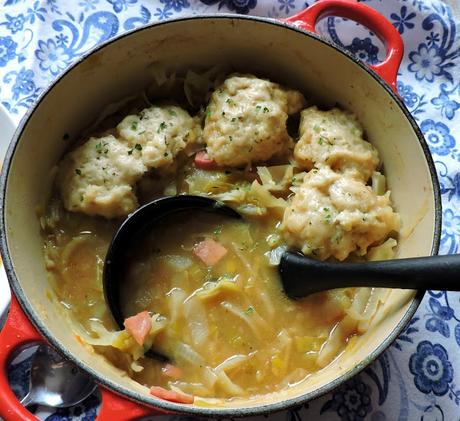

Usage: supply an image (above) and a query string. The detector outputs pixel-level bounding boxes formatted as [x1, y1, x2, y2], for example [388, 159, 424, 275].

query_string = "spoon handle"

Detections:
[19, 392, 34, 408]
[279, 252, 460, 299]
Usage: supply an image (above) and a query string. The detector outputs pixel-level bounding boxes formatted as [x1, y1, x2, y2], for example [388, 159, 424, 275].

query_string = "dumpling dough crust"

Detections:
[281, 166, 400, 261]
[57, 135, 146, 219]
[117, 105, 201, 170]
[294, 106, 379, 182]
[203, 75, 306, 167]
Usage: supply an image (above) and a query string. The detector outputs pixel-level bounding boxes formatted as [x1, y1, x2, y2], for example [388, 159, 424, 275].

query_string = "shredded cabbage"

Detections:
[75, 314, 168, 365]
[220, 301, 270, 340]
[371, 171, 386, 195]
[184, 70, 215, 108]
[183, 66, 228, 108]
[174, 342, 206, 367]
[271, 330, 292, 377]
[183, 295, 209, 348]
[73, 321, 121, 347]
[214, 354, 248, 373]
[214, 180, 287, 218]
[265, 245, 288, 266]
[167, 287, 187, 324]
[196, 276, 241, 301]
[256, 165, 294, 192]
[149, 62, 173, 86]
[216, 370, 245, 395]
[367, 238, 397, 261]
[185, 168, 236, 194]
[169, 381, 212, 397]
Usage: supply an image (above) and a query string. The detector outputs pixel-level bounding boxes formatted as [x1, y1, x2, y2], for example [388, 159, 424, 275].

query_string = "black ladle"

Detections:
[103, 195, 458, 358]
[103, 195, 241, 361]
[279, 251, 460, 299]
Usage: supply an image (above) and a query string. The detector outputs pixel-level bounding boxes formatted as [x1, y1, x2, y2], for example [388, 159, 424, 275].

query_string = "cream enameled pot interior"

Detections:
[2, 17, 439, 415]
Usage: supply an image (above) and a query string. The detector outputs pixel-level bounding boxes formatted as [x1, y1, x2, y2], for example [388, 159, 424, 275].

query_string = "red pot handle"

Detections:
[0, 294, 160, 420]
[283, 0, 403, 92]
[96, 388, 163, 421]
[0, 295, 42, 421]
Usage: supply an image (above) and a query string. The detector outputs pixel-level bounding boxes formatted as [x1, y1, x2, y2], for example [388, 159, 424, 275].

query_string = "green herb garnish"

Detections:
[95, 141, 109, 154]
[157, 121, 167, 133]
[245, 306, 255, 315]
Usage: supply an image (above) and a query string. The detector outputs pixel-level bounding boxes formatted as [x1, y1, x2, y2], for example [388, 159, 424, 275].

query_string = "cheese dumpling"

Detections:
[281, 166, 400, 261]
[294, 106, 379, 181]
[203, 75, 306, 167]
[118, 105, 201, 170]
[58, 135, 146, 219]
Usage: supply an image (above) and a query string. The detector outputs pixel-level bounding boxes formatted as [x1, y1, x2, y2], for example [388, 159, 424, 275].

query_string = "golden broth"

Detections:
[120, 210, 354, 397]
[42, 162, 366, 400]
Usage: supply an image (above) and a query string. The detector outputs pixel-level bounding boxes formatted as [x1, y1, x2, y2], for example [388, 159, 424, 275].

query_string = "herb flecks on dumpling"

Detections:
[203, 75, 306, 167]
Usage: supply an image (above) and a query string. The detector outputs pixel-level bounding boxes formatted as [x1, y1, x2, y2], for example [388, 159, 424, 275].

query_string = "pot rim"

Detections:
[0, 14, 441, 417]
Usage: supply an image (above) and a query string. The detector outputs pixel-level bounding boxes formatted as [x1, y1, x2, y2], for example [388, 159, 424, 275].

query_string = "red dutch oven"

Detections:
[0, 0, 441, 419]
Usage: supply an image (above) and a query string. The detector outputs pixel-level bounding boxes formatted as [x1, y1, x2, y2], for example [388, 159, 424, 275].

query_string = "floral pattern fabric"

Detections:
[1, 0, 459, 420]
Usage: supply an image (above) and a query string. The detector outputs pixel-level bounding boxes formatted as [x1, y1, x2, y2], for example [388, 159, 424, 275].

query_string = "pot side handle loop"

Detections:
[0, 296, 162, 420]
[96, 387, 165, 421]
[283, 0, 404, 92]
[0, 295, 42, 421]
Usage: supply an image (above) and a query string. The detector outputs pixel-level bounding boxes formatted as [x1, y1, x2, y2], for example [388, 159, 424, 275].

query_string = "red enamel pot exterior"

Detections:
[0, 1, 440, 419]
[283, 0, 404, 92]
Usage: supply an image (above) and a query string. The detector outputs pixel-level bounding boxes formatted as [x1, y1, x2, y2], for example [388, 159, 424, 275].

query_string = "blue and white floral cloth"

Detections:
[1, 0, 459, 420]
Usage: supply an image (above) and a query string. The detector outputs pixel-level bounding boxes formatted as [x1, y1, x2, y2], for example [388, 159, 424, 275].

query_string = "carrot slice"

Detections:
[124, 311, 152, 346]
[194, 238, 228, 266]
[162, 364, 183, 379]
[150, 386, 194, 404]
[194, 151, 219, 170]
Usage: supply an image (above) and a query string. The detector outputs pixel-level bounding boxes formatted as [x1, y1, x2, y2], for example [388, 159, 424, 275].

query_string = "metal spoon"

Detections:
[20, 344, 96, 408]
[103, 195, 241, 361]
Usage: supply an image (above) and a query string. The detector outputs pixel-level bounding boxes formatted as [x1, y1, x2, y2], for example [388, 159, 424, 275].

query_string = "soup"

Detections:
[41, 70, 399, 404]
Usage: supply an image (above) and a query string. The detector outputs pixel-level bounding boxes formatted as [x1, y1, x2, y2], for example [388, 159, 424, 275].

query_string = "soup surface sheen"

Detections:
[42, 71, 399, 403]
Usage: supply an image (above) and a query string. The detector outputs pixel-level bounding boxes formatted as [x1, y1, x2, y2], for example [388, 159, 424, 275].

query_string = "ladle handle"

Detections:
[280, 253, 460, 299]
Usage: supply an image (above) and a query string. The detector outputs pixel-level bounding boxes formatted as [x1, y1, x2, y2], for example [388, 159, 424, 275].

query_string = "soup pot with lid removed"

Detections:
[0, 0, 441, 419]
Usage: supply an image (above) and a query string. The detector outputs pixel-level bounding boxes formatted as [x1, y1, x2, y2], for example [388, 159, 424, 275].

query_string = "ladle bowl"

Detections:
[103, 195, 241, 331]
